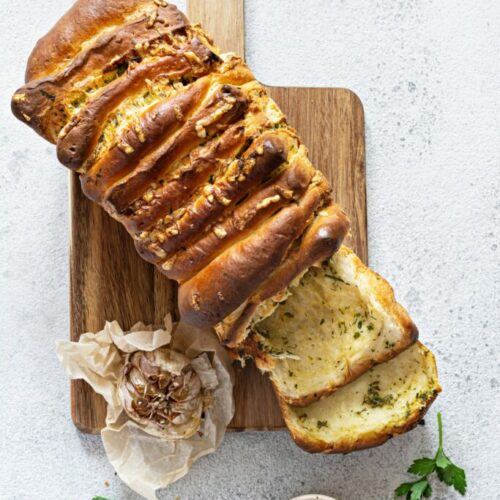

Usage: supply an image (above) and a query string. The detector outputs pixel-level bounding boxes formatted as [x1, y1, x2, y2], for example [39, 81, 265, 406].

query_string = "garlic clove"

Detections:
[118, 347, 212, 440]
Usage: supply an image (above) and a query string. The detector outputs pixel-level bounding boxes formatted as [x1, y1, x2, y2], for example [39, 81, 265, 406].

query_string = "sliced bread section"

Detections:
[280, 342, 440, 453]
[248, 246, 418, 405]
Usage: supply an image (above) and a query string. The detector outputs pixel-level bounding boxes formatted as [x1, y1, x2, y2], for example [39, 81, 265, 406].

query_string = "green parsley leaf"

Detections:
[394, 412, 467, 498]
[435, 448, 451, 469]
[423, 482, 432, 498]
[410, 479, 429, 500]
[92, 497, 112, 500]
[435, 466, 444, 481]
[442, 463, 467, 495]
[408, 457, 435, 476]
[394, 482, 413, 496]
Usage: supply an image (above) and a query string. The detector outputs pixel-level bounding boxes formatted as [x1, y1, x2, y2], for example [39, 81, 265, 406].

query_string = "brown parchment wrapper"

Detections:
[55, 317, 234, 499]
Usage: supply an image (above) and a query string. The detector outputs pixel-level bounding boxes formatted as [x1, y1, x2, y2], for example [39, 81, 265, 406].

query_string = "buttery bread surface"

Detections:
[12, 0, 349, 343]
[247, 246, 418, 406]
[281, 342, 440, 453]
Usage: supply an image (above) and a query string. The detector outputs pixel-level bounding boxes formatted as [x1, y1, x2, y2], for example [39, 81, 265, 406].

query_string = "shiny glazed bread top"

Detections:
[12, 0, 349, 344]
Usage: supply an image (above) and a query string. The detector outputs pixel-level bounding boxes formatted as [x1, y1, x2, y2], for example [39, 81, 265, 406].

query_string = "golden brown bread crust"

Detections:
[57, 38, 216, 169]
[178, 173, 331, 327]
[12, 0, 347, 337]
[15, 2, 191, 143]
[26, 0, 175, 81]
[165, 153, 318, 282]
[81, 76, 215, 205]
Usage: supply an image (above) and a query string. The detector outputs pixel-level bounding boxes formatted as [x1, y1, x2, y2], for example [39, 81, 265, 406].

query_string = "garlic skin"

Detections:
[118, 348, 211, 440]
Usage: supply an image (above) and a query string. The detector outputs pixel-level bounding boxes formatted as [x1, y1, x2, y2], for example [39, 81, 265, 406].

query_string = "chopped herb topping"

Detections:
[257, 329, 270, 339]
[363, 380, 394, 407]
[116, 62, 128, 76]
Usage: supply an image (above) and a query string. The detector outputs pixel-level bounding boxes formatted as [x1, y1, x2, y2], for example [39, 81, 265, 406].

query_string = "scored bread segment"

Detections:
[246, 246, 418, 406]
[280, 342, 441, 453]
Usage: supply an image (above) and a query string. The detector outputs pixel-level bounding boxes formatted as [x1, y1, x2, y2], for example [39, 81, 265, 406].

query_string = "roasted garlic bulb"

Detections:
[119, 348, 213, 440]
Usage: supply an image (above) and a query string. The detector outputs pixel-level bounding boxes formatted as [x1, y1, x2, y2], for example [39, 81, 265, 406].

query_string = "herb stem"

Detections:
[437, 411, 443, 450]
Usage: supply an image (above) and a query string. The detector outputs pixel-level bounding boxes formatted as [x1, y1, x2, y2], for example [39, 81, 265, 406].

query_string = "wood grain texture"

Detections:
[70, 0, 366, 433]
[189, 0, 245, 55]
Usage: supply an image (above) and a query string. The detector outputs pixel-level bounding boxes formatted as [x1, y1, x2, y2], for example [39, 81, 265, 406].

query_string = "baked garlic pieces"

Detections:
[119, 348, 214, 440]
[56, 318, 233, 499]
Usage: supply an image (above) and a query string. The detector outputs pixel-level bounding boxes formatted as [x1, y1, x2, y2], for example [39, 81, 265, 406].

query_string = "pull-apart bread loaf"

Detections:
[12, 0, 439, 453]
[12, 0, 348, 344]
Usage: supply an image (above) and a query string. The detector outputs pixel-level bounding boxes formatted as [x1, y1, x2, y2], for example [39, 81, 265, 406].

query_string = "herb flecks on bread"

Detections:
[281, 342, 440, 453]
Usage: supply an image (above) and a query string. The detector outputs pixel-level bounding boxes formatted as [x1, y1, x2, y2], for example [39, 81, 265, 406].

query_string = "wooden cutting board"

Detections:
[69, 0, 367, 433]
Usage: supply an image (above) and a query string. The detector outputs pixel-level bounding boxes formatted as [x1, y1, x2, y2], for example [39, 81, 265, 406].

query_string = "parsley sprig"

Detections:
[395, 412, 467, 499]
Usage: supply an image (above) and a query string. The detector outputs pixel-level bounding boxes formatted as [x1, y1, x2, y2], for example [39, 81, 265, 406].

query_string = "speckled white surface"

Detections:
[1, 1, 499, 499]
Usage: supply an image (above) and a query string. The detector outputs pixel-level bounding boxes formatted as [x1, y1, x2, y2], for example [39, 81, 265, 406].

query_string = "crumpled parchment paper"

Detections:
[55, 317, 234, 499]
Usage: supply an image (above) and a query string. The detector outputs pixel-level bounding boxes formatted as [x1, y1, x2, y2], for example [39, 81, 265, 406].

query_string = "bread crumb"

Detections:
[118, 141, 134, 154]
[166, 226, 179, 236]
[191, 293, 201, 311]
[174, 104, 184, 122]
[256, 195, 280, 210]
[195, 122, 207, 138]
[147, 9, 158, 27]
[162, 259, 174, 271]
[213, 226, 227, 239]
[215, 192, 231, 206]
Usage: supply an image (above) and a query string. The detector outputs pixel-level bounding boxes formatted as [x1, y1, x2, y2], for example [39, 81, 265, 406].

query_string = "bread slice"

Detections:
[246, 246, 418, 405]
[280, 342, 440, 453]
